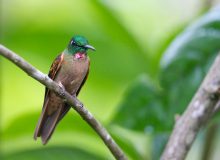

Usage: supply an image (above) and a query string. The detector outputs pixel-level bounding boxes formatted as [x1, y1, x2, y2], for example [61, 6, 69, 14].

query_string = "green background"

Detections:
[1, 0, 220, 159]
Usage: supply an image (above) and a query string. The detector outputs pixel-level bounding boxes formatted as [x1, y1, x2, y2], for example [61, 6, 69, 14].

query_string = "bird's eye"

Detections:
[71, 40, 76, 46]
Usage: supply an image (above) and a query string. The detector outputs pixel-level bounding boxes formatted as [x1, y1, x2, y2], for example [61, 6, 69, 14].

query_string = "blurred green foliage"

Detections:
[112, 6, 220, 160]
[1, 0, 220, 160]
[3, 147, 104, 160]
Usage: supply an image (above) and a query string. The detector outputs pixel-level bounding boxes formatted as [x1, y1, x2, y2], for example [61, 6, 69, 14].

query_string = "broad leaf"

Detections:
[160, 7, 220, 115]
[112, 75, 168, 133]
[111, 7, 220, 159]
[151, 133, 169, 160]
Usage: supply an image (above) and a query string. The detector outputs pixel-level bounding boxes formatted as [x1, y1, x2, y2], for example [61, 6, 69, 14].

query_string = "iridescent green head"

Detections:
[66, 35, 95, 54]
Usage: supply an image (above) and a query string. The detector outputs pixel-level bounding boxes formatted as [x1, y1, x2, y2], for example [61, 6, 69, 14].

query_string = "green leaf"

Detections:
[110, 8, 220, 159]
[160, 7, 220, 115]
[111, 74, 168, 133]
[3, 146, 104, 160]
[151, 133, 169, 160]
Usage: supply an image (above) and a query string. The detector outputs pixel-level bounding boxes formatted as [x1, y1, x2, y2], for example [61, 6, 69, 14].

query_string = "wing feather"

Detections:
[34, 53, 64, 141]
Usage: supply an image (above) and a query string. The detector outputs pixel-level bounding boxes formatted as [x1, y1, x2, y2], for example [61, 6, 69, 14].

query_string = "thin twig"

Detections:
[0, 44, 127, 160]
[161, 53, 220, 160]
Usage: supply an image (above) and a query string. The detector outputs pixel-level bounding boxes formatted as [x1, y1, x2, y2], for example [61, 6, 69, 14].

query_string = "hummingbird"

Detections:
[34, 35, 95, 144]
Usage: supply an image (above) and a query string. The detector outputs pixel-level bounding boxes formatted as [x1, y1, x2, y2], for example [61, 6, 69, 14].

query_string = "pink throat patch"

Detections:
[74, 53, 85, 59]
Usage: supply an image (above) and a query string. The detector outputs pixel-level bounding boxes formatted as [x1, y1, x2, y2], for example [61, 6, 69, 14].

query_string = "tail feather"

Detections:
[34, 105, 63, 144]
[34, 106, 47, 140]
[41, 108, 61, 145]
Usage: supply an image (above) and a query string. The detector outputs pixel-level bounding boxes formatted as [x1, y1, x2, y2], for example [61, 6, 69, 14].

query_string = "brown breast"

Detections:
[54, 53, 89, 95]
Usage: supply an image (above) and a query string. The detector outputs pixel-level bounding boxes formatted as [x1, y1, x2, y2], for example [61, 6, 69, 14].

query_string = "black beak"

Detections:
[84, 44, 96, 51]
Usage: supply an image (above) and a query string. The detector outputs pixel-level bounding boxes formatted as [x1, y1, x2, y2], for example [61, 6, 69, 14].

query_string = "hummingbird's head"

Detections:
[67, 35, 95, 55]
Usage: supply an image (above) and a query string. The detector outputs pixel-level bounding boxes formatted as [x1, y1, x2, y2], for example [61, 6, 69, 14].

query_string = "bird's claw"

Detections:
[74, 97, 83, 108]
[58, 82, 65, 97]
[58, 81, 64, 88]
[79, 102, 83, 108]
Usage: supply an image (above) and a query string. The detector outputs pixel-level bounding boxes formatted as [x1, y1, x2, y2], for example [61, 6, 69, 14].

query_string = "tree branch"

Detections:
[0, 44, 127, 160]
[161, 53, 220, 160]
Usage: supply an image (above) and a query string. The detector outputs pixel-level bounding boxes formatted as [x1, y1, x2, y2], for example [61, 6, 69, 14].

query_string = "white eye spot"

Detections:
[71, 40, 76, 45]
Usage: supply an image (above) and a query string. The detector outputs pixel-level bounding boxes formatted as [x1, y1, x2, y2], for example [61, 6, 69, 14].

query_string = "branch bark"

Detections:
[0, 44, 127, 160]
[161, 53, 220, 160]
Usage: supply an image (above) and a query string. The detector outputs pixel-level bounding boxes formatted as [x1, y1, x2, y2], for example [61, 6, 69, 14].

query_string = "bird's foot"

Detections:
[79, 102, 84, 108]
[58, 82, 65, 97]
[58, 81, 64, 88]
[73, 96, 83, 108]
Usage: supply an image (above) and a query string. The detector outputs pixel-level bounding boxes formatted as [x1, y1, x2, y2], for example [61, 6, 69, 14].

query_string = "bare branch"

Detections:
[161, 53, 220, 160]
[0, 44, 127, 160]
